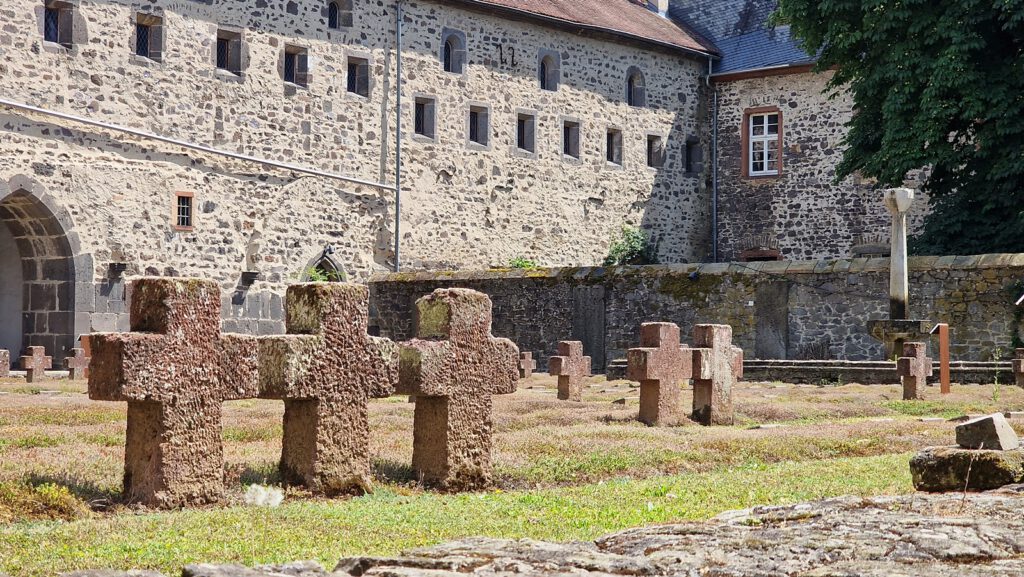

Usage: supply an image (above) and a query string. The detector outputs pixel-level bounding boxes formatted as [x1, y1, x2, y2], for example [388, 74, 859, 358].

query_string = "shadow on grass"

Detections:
[25, 473, 122, 510]
[373, 459, 416, 484]
[234, 461, 282, 486]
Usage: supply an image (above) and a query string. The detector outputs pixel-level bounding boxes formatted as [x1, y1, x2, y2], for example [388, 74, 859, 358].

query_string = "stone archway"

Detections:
[0, 178, 88, 367]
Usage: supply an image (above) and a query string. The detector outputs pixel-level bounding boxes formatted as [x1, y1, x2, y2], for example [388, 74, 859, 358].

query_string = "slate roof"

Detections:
[444, 0, 718, 56]
[668, 0, 816, 74]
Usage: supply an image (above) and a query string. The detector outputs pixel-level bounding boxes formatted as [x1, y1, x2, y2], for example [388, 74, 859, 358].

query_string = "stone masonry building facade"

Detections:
[0, 0, 924, 364]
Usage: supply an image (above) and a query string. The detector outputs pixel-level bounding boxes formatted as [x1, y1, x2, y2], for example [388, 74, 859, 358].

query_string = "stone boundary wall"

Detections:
[369, 254, 1024, 368]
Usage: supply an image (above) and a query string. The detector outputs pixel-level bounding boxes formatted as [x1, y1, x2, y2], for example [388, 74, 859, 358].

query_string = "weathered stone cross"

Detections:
[518, 351, 536, 379]
[1014, 349, 1024, 388]
[89, 278, 260, 508]
[258, 283, 399, 495]
[0, 349, 9, 378]
[691, 324, 743, 426]
[548, 341, 591, 401]
[627, 322, 692, 426]
[65, 347, 90, 380]
[20, 346, 51, 384]
[397, 288, 518, 490]
[897, 342, 932, 400]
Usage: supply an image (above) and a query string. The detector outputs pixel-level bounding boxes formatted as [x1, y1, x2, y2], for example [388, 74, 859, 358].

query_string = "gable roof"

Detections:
[442, 0, 718, 57]
[668, 0, 815, 74]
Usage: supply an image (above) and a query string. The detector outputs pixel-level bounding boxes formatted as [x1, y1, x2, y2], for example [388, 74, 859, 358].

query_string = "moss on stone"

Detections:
[656, 273, 727, 304]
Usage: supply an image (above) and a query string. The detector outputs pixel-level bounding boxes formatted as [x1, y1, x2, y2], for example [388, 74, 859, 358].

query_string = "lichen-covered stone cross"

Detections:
[691, 324, 742, 426]
[88, 278, 260, 508]
[65, 347, 90, 380]
[627, 322, 692, 426]
[258, 283, 398, 495]
[897, 342, 932, 401]
[20, 346, 51, 384]
[548, 341, 591, 401]
[518, 352, 536, 379]
[397, 288, 518, 490]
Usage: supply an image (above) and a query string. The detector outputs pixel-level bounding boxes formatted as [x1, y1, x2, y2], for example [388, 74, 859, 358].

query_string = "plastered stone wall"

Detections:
[0, 0, 709, 353]
[370, 254, 1024, 367]
[713, 71, 928, 261]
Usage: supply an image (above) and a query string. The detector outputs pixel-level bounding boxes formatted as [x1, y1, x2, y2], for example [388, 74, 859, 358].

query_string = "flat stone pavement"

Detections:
[61, 486, 1024, 577]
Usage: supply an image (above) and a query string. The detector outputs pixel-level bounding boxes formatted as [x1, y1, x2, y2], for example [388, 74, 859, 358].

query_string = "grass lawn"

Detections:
[0, 375, 1021, 576]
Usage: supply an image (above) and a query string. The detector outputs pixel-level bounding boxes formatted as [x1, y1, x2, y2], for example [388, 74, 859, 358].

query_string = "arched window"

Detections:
[626, 67, 646, 107]
[327, 0, 352, 29]
[441, 29, 466, 74]
[305, 246, 347, 282]
[538, 51, 560, 91]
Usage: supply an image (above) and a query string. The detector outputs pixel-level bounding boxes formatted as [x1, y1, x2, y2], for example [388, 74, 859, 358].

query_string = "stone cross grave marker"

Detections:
[20, 346, 51, 384]
[548, 341, 591, 402]
[259, 283, 399, 495]
[897, 342, 932, 400]
[397, 288, 518, 490]
[64, 347, 90, 380]
[691, 325, 742, 426]
[0, 349, 9, 378]
[1014, 349, 1024, 388]
[89, 278, 260, 508]
[518, 352, 536, 379]
[627, 322, 692, 426]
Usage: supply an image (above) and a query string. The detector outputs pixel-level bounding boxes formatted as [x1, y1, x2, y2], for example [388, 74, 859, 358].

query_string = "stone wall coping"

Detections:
[370, 253, 1024, 284]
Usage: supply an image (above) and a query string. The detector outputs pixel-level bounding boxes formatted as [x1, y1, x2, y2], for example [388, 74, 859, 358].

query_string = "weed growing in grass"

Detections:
[0, 481, 90, 523]
[13, 434, 65, 449]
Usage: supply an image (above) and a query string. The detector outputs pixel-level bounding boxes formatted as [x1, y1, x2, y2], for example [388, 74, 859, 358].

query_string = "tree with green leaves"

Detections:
[775, 0, 1024, 254]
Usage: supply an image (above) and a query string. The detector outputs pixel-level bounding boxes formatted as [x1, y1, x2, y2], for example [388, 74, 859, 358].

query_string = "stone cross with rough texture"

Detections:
[691, 325, 742, 426]
[1014, 349, 1024, 388]
[518, 352, 536, 379]
[0, 349, 9, 378]
[897, 342, 933, 401]
[397, 288, 518, 490]
[89, 278, 260, 508]
[20, 346, 51, 384]
[627, 323, 692, 426]
[65, 347, 90, 380]
[548, 341, 592, 401]
[258, 283, 399, 495]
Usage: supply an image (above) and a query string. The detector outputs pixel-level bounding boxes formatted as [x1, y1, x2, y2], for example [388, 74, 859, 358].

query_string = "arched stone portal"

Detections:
[0, 179, 88, 368]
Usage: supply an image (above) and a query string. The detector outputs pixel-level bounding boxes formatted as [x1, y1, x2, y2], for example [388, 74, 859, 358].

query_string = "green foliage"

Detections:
[0, 481, 89, 523]
[508, 257, 540, 270]
[603, 225, 657, 266]
[304, 267, 346, 282]
[774, 0, 1024, 255]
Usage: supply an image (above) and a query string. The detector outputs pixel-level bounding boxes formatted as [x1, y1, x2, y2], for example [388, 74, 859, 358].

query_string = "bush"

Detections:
[603, 225, 657, 266]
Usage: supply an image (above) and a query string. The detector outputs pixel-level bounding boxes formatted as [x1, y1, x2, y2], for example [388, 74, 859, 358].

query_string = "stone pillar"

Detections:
[883, 188, 915, 320]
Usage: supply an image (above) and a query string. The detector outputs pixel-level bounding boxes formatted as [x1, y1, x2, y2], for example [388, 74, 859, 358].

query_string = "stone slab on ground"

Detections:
[956, 413, 1020, 450]
[911, 446, 1024, 492]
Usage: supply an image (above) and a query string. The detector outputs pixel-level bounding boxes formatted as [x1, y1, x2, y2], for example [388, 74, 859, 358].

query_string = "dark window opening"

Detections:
[414, 97, 436, 139]
[347, 56, 369, 97]
[134, 14, 163, 61]
[647, 135, 665, 168]
[606, 129, 623, 165]
[539, 54, 559, 91]
[626, 67, 647, 107]
[442, 31, 466, 73]
[328, 0, 353, 29]
[685, 136, 701, 174]
[43, 2, 74, 48]
[285, 45, 310, 87]
[469, 106, 489, 146]
[175, 194, 193, 230]
[516, 113, 536, 153]
[216, 30, 242, 75]
[563, 121, 580, 159]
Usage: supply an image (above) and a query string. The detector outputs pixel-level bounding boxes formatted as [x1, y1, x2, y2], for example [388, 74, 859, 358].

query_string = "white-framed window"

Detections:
[748, 111, 780, 176]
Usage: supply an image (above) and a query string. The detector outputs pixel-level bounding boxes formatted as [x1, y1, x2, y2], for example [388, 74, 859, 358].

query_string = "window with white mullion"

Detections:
[748, 113, 780, 176]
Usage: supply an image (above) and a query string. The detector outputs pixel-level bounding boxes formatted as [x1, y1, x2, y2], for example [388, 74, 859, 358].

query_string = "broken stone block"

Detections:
[397, 288, 518, 490]
[0, 349, 8, 378]
[89, 278, 260, 508]
[627, 322, 692, 426]
[64, 347, 90, 380]
[897, 342, 932, 400]
[910, 446, 1024, 492]
[20, 346, 51, 383]
[548, 341, 591, 402]
[258, 283, 399, 495]
[691, 325, 741, 426]
[518, 351, 536, 379]
[956, 413, 1020, 451]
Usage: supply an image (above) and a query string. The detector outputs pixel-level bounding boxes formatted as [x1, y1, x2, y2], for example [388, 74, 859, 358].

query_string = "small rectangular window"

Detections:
[516, 113, 536, 153]
[347, 56, 369, 97]
[748, 111, 781, 176]
[562, 121, 580, 159]
[606, 128, 623, 166]
[468, 106, 489, 147]
[43, 1, 74, 48]
[414, 97, 436, 140]
[135, 14, 164, 61]
[284, 45, 310, 87]
[647, 135, 665, 169]
[216, 29, 242, 75]
[174, 193, 194, 230]
[685, 136, 701, 175]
